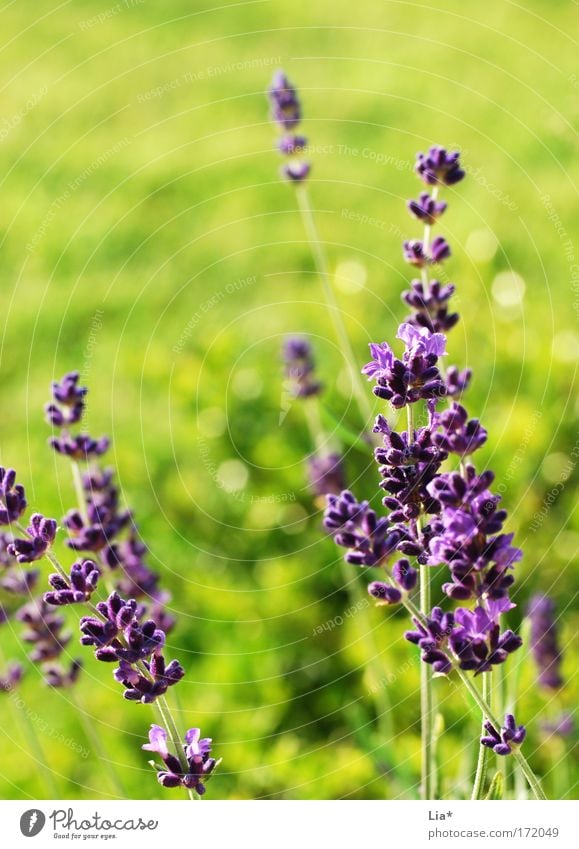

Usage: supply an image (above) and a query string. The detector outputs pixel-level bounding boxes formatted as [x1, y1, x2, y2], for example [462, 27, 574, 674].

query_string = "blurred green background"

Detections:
[0, 0, 577, 800]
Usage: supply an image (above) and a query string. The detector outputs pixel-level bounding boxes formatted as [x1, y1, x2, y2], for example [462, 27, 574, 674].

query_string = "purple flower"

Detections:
[8, 513, 57, 563]
[397, 323, 447, 359]
[402, 279, 459, 334]
[415, 146, 465, 186]
[481, 713, 526, 756]
[449, 606, 522, 673]
[374, 416, 445, 469]
[368, 581, 402, 604]
[79, 591, 138, 655]
[143, 725, 217, 795]
[408, 192, 447, 224]
[392, 558, 418, 591]
[433, 403, 488, 456]
[269, 71, 301, 129]
[278, 135, 307, 154]
[324, 490, 403, 567]
[43, 659, 82, 688]
[528, 595, 563, 690]
[405, 607, 455, 674]
[0, 662, 23, 692]
[403, 239, 428, 267]
[44, 560, 100, 606]
[282, 337, 322, 398]
[0, 467, 27, 525]
[307, 453, 346, 498]
[17, 600, 70, 663]
[50, 433, 110, 461]
[0, 568, 39, 595]
[430, 236, 451, 263]
[403, 237, 451, 266]
[282, 161, 311, 182]
[362, 328, 446, 409]
[115, 653, 184, 703]
[541, 713, 574, 738]
[445, 365, 472, 398]
[45, 372, 87, 427]
[114, 619, 165, 664]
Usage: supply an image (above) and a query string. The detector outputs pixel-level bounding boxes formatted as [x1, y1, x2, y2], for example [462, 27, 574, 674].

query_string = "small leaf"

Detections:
[485, 771, 504, 800]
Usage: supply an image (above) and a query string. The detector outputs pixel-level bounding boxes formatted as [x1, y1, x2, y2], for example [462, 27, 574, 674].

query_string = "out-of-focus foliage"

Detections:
[0, 0, 576, 800]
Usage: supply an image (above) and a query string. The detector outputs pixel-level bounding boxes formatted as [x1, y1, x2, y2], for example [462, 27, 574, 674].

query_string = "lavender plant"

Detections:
[269, 73, 374, 426]
[268, 83, 551, 798]
[0, 373, 219, 799]
[320, 146, 547, 800]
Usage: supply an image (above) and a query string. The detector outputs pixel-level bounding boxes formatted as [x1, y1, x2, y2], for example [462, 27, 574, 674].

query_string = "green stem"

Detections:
[156, 696, 199, 801]
[295, 185, 374, 428]
[471, 671, 491, 799]
[70, 689, 127, 798]
[407, 403, 434, 800]
[382, 583, 547, 801]
[456, 669, 547, 801]
[71, 460, 89, 523]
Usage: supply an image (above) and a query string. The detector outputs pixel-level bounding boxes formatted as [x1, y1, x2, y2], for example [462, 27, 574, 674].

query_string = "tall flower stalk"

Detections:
[321, 145, 546, 801]
[0, 373, 220, 799]
[268, 72, 375, 428]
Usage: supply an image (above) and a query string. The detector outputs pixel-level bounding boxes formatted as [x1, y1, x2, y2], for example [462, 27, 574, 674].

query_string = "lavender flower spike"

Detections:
[45, 371, 87, 427]
[481, 713, 526, 756]
[528, 595, 564, 690]
[283, 337, 322, 398]
[0, 467, 27, 525]
[269, 71, 301, 129]
[415, 146, 465, 186]
[269, 71, 311, 183]
[8, 513, 58, 563]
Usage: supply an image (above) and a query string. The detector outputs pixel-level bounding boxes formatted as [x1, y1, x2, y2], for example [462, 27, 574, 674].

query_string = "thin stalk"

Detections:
[471, 671, 491, 799]
[384, 582, 547, 800]
[456, 669, 547, 801]
[157, 696, 198, 801]
[70, 689, 127, 798]
[295, 185, 374, 427]
[304, 398, 393, 740]
[407, 403, 434, 800]
[495, 633, 508, 793]
[71, 460, 89, 523]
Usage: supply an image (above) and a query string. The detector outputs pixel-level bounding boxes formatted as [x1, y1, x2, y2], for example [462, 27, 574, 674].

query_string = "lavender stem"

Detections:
[382, 576, 547, 800]
[471, 671, 491, 799]
[407, 402, 434, 800]
[295, 185, 375, 428]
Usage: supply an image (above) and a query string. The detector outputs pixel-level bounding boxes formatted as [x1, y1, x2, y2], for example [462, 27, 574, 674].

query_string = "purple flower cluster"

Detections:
[283, 337, 322, 398]
[75, 590, 183, 704]
[323, 145, 528, 734]
[481, 713, 526, 756]
[269, 71, 310, 182]
[0, 475, 75, 689]
[281, 338, 346, 500]
[528, 595, 564, 690]
[143, 725, 218, 794]
[324, 490, 404, 567]
[362, 323, 447, 408]
[47, 373, 174, 633]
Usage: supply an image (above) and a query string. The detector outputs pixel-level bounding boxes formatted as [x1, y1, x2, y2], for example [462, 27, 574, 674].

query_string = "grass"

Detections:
[0, 0, 577, 799]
